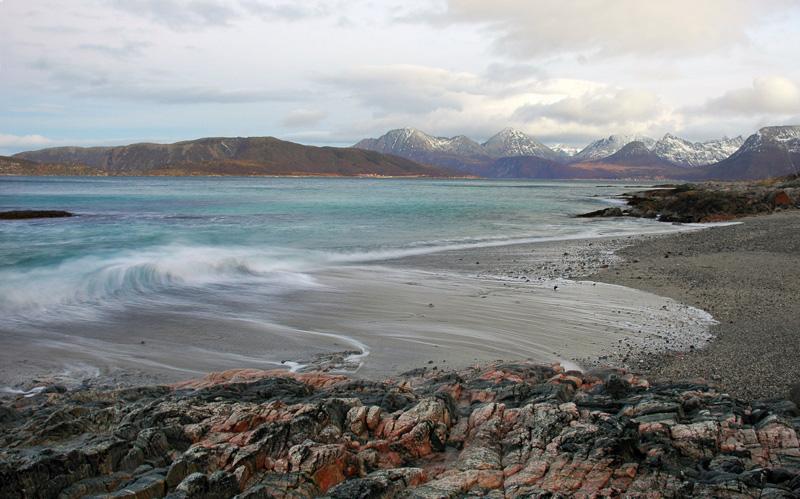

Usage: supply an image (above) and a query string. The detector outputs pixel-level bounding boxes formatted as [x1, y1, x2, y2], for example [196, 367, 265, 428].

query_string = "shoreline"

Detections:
[0, 227, 715, 393]
[3, 211, 796, 402]
[384, 210, 800, 400]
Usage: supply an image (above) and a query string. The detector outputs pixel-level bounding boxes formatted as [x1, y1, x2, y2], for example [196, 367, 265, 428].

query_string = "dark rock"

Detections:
[0, 210, 74, 220]
[576, 206, 625, 218]
[579, 178, 800, 223]
[603, 374, 632, 399]
[789, 381, 800, 408]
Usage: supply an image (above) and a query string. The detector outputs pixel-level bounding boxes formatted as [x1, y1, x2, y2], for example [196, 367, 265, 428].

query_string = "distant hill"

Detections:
[12, 137, 473, 178]
[0, 155, 106, 176]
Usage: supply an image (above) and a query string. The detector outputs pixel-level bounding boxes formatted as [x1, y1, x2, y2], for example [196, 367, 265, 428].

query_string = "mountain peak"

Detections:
[574, 133, 656, 160]
[482, 128, 561, 161]
[651, 134, 743, 168]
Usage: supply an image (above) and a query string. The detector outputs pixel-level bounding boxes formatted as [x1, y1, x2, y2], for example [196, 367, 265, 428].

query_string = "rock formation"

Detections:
[578, 175, 800, 223]
[1, 362, 798, 498]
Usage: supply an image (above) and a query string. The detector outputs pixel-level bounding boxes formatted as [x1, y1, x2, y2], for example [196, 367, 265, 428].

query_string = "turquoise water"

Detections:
[0, 176, 674, 316]
[0, 176, 690, 379]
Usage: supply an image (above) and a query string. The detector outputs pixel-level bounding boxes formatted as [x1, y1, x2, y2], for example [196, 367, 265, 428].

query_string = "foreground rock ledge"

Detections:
[1, 363, 799, 498]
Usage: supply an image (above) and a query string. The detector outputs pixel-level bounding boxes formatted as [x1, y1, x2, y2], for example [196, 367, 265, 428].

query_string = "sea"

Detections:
[0, 176, 707, 383]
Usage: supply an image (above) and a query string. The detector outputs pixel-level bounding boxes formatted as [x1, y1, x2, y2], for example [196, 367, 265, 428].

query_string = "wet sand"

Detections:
[0, 231, 717, 391]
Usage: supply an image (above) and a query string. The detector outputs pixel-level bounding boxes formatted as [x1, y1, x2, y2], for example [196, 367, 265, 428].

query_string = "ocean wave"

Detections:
[0, 245, 323, 316]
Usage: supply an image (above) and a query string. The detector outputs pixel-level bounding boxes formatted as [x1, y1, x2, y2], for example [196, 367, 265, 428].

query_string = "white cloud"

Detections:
[705, 77, 800, 115]
[0, 133, 56, 151]
[435, 0, 776, 59]
[328, 64, 679, 145]
[516, 89, 667, 126]
[109, 0, 240, 29]
[281, 109, 329, 128]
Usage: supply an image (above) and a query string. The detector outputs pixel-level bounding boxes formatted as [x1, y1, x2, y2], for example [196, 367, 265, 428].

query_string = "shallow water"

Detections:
[0, 176, 708, 383]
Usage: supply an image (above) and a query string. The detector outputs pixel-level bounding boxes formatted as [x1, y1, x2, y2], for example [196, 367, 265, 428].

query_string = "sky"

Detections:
[2, 0, 800, 156]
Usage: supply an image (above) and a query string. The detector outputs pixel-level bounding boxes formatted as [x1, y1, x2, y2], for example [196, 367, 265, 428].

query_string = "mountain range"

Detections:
[354, 126, 796, 180]
[7, 125, 799, 180]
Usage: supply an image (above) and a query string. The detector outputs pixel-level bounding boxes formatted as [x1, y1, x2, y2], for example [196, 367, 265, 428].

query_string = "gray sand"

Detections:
[589, 210, 800, 400]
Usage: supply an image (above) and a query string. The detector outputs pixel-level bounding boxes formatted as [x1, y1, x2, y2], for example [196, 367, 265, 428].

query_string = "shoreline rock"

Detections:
[1, 362, 798, 498]
[578, 174, 800, 223]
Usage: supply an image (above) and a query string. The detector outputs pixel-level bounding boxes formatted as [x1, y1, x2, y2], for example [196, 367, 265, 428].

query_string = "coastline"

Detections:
[0, 228, 715, 392]
[384, 210, 800, 400]
[2, 209, 796, 402]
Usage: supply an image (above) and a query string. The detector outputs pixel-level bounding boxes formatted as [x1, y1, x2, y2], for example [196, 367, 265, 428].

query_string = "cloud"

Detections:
[109, 0, 240, 29]
[74, 83, 295, 104]
[239, 1, 330, 21]
[281, 109, 328, 127]
[431, 0, 777, 59]
[333, 65, 478, 116]
[108, 0, 333, 29]
[704, 77, 800, 115]
[78, 41, 151, 59]
[0, 133, 57, 151]
[327, 64, 680, 145]
[516, 89, 667, 126]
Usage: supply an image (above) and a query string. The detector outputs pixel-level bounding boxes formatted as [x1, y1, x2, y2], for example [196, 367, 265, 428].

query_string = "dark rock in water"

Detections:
[576, 206, 624, 218]
[0, 210, 74, 220]
[1, 362, 799, 498]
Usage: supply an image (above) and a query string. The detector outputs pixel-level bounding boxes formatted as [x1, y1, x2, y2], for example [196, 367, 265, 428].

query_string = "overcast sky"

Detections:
[2, 0, 800, 155]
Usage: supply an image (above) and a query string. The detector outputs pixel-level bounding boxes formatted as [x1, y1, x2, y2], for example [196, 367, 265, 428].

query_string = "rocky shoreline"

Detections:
[1, 362, 799, 498]
[578, 174, 799, 223]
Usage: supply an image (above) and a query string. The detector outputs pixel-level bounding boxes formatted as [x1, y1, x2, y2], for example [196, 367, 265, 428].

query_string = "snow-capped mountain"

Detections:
[551, 144, 580, 157]
[353, 127, 486, 158]
[354, 125, 800, 180]
[651, 134, 744, 168]
[573, 134, 657, 161]
[601, 141, 676, 168]
[481, 128, 562, 161]
[694, 125, 800, 179]
[746, 125, 800, 153]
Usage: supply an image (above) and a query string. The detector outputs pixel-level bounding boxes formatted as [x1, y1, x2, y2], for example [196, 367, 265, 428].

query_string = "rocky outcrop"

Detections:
[579, 175, 800, 223]
[1, 362, 798, 498]
[0, 210, 74, 220]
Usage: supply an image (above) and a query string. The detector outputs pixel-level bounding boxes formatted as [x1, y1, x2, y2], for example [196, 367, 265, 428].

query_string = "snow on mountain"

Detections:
[746, 125, 800, 154]
[481, 128, 562, 161]
[551, 144, 580, 157]
[574, 134, 657, 161]
[355, 127, 563, 161]
[353, 127, 486, 157]
[696, 125, 800, 180]
[651, 134, 744, 168]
